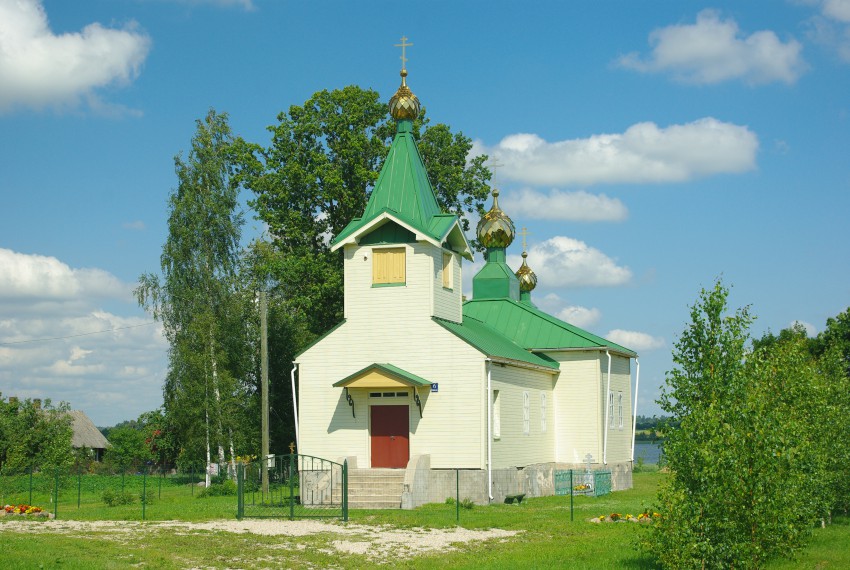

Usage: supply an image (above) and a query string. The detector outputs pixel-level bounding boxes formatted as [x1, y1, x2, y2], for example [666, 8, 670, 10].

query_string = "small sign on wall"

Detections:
[430, 383, 439, 393]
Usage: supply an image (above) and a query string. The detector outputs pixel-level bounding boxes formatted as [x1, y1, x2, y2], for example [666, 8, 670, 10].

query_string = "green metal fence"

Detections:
[0, 462, 220, 520]
[554, 469, 612, 498]
[237, 454, 347, 521]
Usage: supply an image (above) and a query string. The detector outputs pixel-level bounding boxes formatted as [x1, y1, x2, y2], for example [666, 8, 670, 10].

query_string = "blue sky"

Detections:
[1, 0, 848, 427]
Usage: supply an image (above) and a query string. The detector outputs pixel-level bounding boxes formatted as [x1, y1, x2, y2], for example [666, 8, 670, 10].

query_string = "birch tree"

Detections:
[137, 109, 248, 484]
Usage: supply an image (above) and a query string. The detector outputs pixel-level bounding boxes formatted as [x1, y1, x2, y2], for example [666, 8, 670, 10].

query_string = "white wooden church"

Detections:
[293, 60, 639, 507]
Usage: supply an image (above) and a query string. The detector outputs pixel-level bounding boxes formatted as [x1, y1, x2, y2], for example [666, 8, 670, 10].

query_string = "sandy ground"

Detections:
[0, 518, 519, 560]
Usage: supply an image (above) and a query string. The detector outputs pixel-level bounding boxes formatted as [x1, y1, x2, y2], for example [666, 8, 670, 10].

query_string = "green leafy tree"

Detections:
[137, 109, 254, 482]
[101, 409, 179, 471]
[235, 86, 490, 452]
[753, 313, 850, 515]
[0, 397, 73, 474]
[815, 308, 850, 374]
[645, 281, 832, 569]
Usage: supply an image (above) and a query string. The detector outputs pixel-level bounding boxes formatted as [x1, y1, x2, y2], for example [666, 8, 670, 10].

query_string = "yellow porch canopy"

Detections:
[332, 363, 431, 390]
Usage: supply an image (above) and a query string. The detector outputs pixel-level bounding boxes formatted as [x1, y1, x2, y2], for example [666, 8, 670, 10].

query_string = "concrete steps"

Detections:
[338, 468, 404, 509]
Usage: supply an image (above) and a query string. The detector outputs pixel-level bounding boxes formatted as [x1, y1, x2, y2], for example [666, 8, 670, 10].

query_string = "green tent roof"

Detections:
[434, 317, 559, 371]
[463, 298, 636, 357]
[331, 120, 472, 258]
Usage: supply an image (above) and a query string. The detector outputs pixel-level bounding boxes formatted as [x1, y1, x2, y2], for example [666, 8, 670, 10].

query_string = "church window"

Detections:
[493, 390, 501, 439]
[540, 392, 547, 433]
[608, 392, 615, 428]
[442, 252, 453, 289]
[618, 391, 624, 429]
[523, 391, 530, 435]
[372, 247, 406, 285]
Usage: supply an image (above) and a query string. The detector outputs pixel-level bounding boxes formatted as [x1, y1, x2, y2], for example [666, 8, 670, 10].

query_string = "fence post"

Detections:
[121, 470, 125, 494]
[342, 459, 348, 522]
[289, 454, 295, 521]
[29, 465, 33, 505]
[77, 468, 82, 509]
[456, 469, 460, 523]
[191, 464, 195, 496]
[142, 468, 147, 520]
[158, 469, 162, 500]
[237, 463, 244, 520]
[569, 469, 574, 522]
[53, 468, 59, 519]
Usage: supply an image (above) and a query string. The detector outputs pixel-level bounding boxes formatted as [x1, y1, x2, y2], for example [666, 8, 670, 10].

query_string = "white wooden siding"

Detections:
[344, 243, 461, 324]
[489, 364, 555, 468]
[548, 351, 602, 464]
[297, 315, 486, 469]
[603, 355, 632, 463]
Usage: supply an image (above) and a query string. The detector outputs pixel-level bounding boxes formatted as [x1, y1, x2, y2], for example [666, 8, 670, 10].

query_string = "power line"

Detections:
[0, 322, 158, 346]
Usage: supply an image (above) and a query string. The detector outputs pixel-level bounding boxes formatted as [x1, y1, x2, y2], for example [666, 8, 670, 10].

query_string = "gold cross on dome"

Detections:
[395, 36, 413, 69]
[520, 227, 530, 252]
[488, 158, 504, 189]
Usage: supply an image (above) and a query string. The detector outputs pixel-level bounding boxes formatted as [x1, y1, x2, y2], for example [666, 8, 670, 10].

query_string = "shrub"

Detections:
[102, 489, 136, 506]
[197, 479, 236, 498]
[460, 498, 474, 510]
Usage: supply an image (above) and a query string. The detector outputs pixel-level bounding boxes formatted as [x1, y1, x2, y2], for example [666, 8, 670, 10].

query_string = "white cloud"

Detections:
[533, 293, 602, 329]
[619, 10, 806, 85]
[0, 0, 151, 114]
[165, 0, 255, 9]
[123, 221, 146, 231]
[0, 248, 129, 301]
[557, 306, 602, 329]
[0, 249, 166, 426]
[606, 329, 665, 352]
[476, 118, 758, 187]
[806, 1, 850, 62]
[823, 0, 850, 22]
[500, 188, 628, 222]
[508, 236, 631, 288]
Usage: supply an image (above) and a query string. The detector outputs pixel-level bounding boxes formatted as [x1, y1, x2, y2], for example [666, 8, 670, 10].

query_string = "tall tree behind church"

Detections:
[137, 110, 253, 481]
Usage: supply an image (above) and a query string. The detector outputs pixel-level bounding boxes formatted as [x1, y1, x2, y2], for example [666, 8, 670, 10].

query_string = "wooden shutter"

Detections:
[373, 248, 406, 284]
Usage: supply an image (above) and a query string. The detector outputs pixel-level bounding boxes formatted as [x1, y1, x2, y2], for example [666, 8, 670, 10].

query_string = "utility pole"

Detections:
[260, 291, 269, 497]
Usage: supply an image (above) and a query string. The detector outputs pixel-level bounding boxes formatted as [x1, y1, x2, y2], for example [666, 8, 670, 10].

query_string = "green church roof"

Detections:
[463, 298, 636, 357]
[331, 119, 472, 259]
[434, 317, 559, 371]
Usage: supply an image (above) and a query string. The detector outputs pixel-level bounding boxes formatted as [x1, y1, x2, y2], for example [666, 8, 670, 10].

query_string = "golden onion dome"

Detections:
[476, 189, 515, 248]
[515, 251, 538, 292]
[389, 69, 420, 121]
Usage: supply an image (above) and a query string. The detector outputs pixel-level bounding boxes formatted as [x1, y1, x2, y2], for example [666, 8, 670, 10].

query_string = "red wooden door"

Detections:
[370, 405, 409, 468]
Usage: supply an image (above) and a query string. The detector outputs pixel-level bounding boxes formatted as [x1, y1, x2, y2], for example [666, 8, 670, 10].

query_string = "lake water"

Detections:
[634, 441, 663, 465]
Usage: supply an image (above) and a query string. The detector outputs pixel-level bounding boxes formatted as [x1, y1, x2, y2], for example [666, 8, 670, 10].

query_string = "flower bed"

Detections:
[589, 511, 660, 524]
[1, 504, 53, 519]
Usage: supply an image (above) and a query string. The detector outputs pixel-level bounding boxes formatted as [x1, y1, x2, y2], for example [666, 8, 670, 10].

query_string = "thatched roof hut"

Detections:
[68, 410, 110, 460]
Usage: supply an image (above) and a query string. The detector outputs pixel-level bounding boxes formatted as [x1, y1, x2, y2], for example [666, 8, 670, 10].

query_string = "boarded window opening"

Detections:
[373, 247, 406, 285]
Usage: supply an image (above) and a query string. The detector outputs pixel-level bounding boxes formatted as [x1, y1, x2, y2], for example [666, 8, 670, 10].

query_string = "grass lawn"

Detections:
[1, 472, 848, 569]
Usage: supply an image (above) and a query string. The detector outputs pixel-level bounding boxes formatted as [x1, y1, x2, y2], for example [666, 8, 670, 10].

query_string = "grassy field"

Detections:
[1, 472, 848, 569]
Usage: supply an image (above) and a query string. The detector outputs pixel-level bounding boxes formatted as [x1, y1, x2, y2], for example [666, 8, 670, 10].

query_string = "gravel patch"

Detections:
[0, 518, 519, 561]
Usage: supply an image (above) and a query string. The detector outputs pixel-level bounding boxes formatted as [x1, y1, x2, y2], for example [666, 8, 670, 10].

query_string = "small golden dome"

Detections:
[389, 69, 420, 121]
[515, 251, 538, 292]
[476, 189, 515, 248]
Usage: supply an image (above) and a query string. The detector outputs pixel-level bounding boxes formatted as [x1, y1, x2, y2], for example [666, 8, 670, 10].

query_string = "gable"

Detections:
[332, 363, 432, 389]
[359, 220, 416, 245]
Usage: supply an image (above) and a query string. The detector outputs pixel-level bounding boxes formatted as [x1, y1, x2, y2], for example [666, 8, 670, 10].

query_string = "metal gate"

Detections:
[237, 454, 348, 521]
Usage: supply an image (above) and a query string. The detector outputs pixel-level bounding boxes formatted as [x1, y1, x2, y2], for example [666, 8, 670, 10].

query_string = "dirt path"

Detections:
[1, 518, 519, 560]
